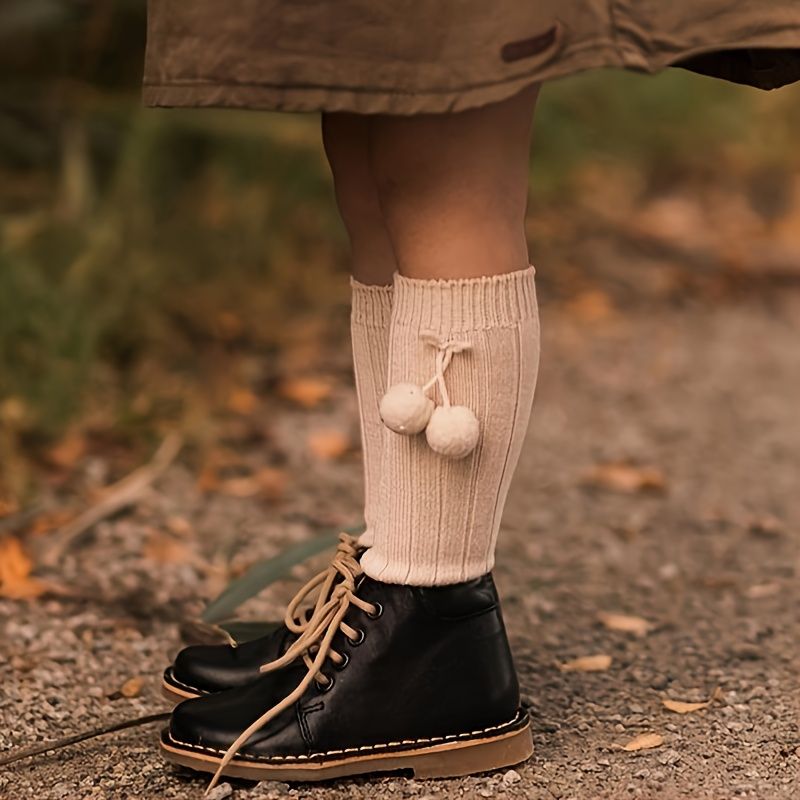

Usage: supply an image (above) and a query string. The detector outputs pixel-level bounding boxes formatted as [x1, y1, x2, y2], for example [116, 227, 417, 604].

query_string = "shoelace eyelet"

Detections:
[366, 602, 383, 620]
[334, 652, 350, 671]
[315, 675, 335, 693]
[347, 628, 366, 646]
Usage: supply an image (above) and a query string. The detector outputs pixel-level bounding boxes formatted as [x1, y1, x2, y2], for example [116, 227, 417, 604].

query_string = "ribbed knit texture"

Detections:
[350, 279, 393, 547]
[361, 265, 540, 586]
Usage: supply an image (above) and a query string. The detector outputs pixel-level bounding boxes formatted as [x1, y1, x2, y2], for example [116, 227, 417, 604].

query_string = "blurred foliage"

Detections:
[1, 0, 799, 498]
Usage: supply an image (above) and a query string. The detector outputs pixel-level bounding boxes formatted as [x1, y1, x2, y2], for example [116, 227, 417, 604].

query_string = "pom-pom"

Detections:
[425, 405, 480, 458]
[379, 383, 434, 435]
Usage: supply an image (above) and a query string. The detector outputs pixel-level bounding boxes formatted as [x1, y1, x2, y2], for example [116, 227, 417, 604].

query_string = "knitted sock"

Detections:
[350, 279, 393, 546]
[361, 265, 540, 585]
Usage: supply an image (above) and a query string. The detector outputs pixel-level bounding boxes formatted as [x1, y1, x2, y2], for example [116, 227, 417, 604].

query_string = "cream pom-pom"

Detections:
[425, 405, 480, 458]
[379, 383, 434, 435]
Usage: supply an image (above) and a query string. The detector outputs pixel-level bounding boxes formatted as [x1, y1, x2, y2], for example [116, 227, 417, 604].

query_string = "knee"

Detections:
[368, 128, 440, 215]
[367, 118, 527, 228]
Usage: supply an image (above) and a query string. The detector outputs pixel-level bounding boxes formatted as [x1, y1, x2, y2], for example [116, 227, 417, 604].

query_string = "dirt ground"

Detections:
[2, 282, 799, 799]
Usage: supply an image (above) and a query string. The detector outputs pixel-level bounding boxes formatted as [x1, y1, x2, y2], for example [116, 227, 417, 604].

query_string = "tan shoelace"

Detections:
[207, 532, 378, 791]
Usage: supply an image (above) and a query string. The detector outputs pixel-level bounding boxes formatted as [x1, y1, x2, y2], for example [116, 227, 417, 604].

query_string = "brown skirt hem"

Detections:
[142, 38, 800, 116]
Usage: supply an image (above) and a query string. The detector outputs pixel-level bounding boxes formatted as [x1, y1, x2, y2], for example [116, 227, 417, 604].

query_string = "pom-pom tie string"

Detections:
[419, 332, 472, 409]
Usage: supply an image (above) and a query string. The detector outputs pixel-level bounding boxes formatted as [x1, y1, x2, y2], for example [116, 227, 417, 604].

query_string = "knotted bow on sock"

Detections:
[379, 332, 480, 459]
[207, 533, 379, 792]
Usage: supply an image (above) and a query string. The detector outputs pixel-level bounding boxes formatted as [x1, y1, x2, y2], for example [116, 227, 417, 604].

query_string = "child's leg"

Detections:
[321, 112, 397, 286]
[362, 85, 541, 584]
[321, 113, 397, 544]
[369, 85, 539, 280]
[164, 93, 542, 782]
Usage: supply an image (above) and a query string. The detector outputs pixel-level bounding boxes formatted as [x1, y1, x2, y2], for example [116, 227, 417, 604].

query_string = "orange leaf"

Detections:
[165, 515, 193, 537]
[143, 531, 191, 564]
[663, 688, 723, 714]
[27, 509, 76, 537]
[307, 430, 350, 461]
[254, 467, 288, 501]
[215, 311, 244, 341]
[120, 676, 144, 698]
[559, 654, 613, 672]
[582, 462, 667, 494]
[219, 476, 262, 498]
[0, 536, 48, 599]
[46, 430, 87, 469]
[227, 388, 259, 416]
[565, 290, 615, 324]
[197, 465, 220, 493]
[279, 377, 332, 409]
[598, 612, 652, 636]
[217, 468, 288, 500]
[0, 496, 20, 518]
[615, 733, 664, 752]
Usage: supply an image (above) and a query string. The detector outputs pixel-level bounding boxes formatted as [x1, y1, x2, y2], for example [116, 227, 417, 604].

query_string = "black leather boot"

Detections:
[162, 534, 366, 702]
[160, 546, 532, 786]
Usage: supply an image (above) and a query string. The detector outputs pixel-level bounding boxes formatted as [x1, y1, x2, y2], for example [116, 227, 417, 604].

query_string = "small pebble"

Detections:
[502, 769, 521, 785]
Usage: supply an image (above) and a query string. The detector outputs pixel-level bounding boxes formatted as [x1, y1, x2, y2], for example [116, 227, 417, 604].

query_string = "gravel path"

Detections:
[2, 290, 799, 800]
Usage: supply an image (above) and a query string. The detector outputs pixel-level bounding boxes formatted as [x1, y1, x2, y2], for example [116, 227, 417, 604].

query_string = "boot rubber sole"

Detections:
[160, 710, 533, 781]
[161, 669, 203, 704]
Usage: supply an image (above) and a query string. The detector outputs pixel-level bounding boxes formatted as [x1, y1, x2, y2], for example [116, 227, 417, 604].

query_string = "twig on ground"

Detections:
[41, 432, 183, 567]
[0, 712, 170, 768]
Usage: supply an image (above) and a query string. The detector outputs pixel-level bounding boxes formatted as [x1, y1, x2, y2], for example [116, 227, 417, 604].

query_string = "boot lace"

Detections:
[207, 532, 379, 791]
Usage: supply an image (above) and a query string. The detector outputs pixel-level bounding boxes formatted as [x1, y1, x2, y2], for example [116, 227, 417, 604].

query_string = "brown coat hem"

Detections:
[143, 41, 799, 116]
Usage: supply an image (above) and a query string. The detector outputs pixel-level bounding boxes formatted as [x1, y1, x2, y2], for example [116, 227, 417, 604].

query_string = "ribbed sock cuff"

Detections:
[350, 278, 394, 327]
[391, 265, 536, 333]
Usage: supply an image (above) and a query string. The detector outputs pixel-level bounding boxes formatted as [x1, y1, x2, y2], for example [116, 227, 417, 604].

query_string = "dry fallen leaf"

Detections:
[217, 467, 288, 500]
[746, 582, 781, 599]
[662, 699, 709, 714]
[615, 733, 664, 752]
[165, 515, 193, 537]
[27, 509, 76, 537]
[662, 687, 723, 714]
[307, 430, 350, 461]
[227, 387, 259, 416]
[219, 476, 263, 498]
[253, 467, 288, 501]
[559, 654, 613, 672]
[46, 429, 87, 469]
[119, 676, 144, 698]
[0, 496, 20, 518]
[582, 462, 667, 494]
[215, 311, 244, 341]
[0, 536, 49, 599]
[565, 290, 615, 324]
[143, 531, 191, 564]
[197, 465, 220, 493]
[598, 612, 653, 636]
[279, 377, 332, 409]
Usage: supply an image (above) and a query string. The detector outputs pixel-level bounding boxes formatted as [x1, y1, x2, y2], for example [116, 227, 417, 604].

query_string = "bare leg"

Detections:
[368, 85, 540, 280]
[321, 112, 398, 285]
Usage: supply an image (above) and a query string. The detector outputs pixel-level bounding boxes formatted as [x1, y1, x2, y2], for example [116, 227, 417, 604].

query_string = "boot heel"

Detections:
[411, 723, 533, 779]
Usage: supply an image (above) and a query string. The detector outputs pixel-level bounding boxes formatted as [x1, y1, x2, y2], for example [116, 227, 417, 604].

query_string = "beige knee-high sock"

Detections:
[361, 265, 540, 585]
[350, 279, 393, 546]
